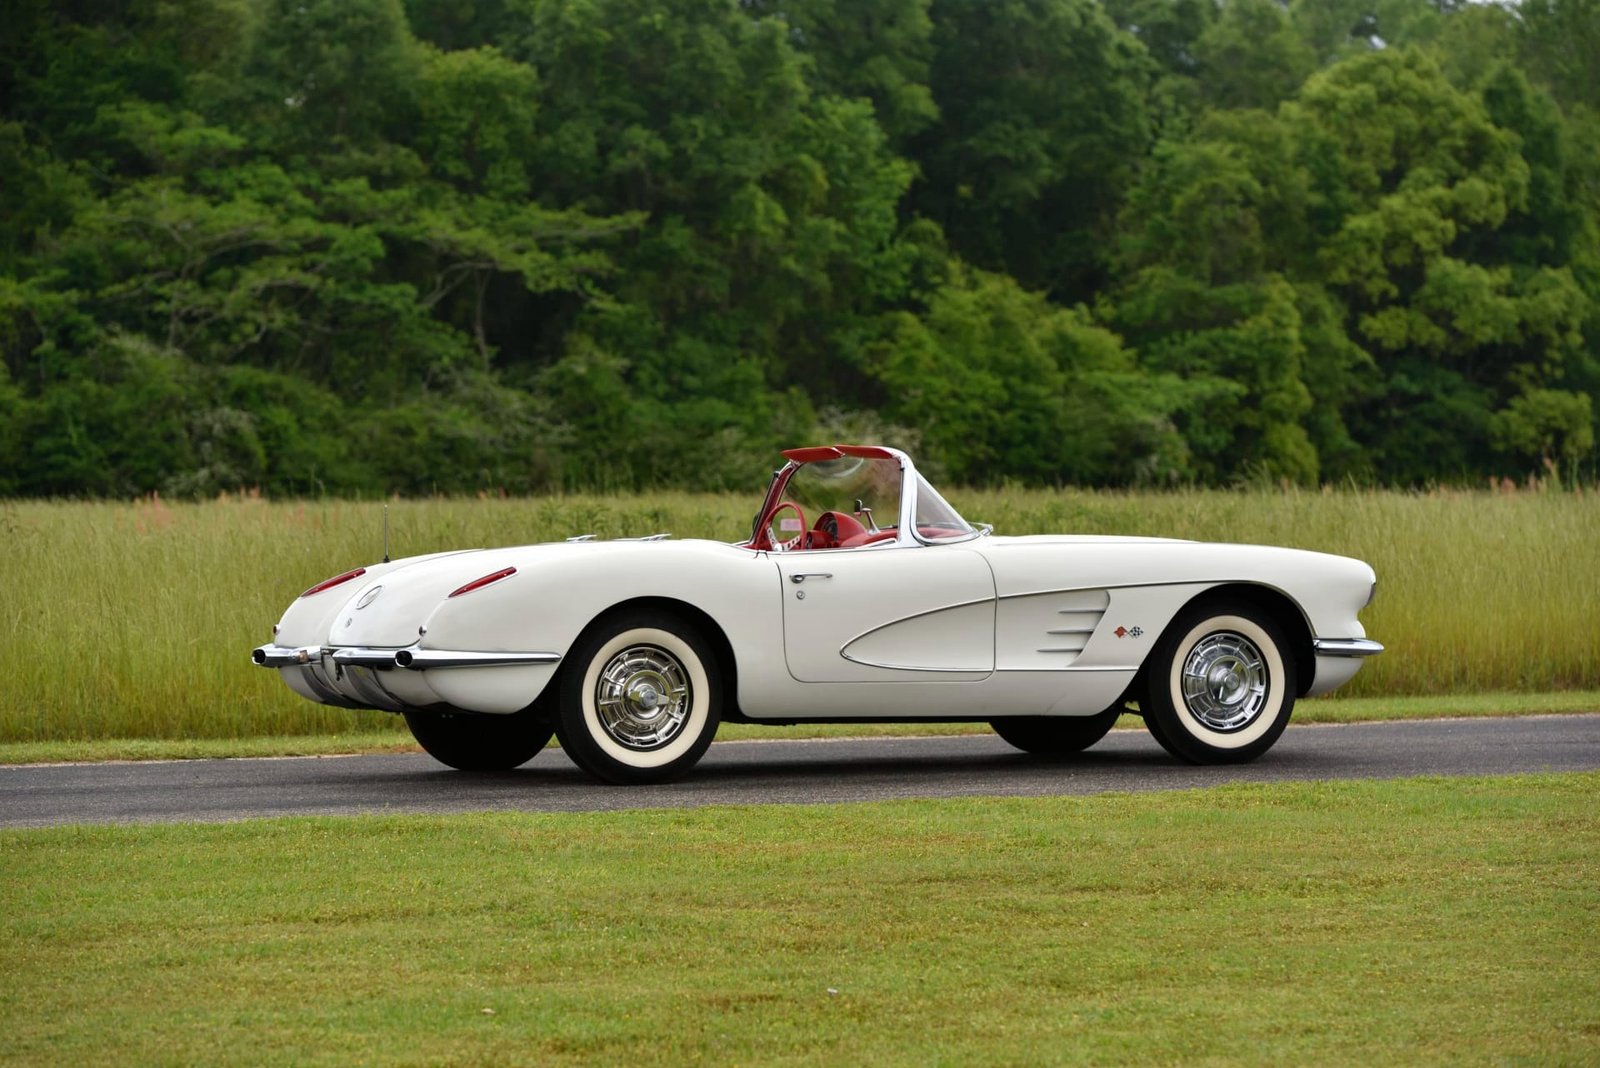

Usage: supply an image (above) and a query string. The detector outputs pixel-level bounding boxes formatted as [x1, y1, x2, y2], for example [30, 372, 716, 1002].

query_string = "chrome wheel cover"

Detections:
[1180, 631, 1269, 733]
[594, 644, 692, 750]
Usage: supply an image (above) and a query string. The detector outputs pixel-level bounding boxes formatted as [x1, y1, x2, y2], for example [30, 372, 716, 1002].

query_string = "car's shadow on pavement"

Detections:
[13, 718, 1583, 827]
[377, 732, 1339, 808]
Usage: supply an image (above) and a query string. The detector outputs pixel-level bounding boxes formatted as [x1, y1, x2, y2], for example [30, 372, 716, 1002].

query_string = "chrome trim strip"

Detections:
[394, 648, 562, 670]
[1313, 638, 1385, 658]
[331, 648, 402, 670]
[836, 650, 992, 674]
[996, 664, 1141, 673]
[998, 580, 1212, 601]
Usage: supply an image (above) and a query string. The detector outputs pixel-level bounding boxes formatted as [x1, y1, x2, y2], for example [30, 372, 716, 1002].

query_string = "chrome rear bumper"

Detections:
[251, 644, 561, 671]
[1312, 638, 1385, 658]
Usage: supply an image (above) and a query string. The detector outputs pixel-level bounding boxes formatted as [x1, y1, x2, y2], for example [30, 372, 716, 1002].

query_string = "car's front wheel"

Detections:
[1142, 600, 1297, 764]
[403, 706, 554, 771]
[556, 611, 722, 784]
[990, 706, 1123, 755]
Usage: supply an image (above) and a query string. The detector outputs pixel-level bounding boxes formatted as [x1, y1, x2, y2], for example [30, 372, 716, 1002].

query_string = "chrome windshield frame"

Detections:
[903, 462, 983, 546]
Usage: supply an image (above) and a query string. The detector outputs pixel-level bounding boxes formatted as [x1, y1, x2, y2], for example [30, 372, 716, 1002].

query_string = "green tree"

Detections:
[1101, 0, 1213, 81]
[1289, 0, 1438, 63]
[235, 0, 422, 154]
[1517, 0, 1600, 111]
[910, 0, 1152, 300]
[742, 0, 939, 144]
[1194, 0, 1316, 112]
[0, 0, 639, 495]
[1, 0, 1595, 495]
[403, 0, 514, 51]
[1488, 386, 1595, 478]
[501, 0, 919, 484]
[868, 266, 1193, 484]
[413, 47, 539, 199]
[1110, 47, 1594, 483]
[1109, 107, 1364, 482]
[1296, 50, 1591, 480]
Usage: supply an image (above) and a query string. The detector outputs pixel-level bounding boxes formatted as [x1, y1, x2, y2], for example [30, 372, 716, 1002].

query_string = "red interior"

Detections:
[838, 529, 897, 549]
[806, 510, 866, 549]
[749, 445, 902, 551]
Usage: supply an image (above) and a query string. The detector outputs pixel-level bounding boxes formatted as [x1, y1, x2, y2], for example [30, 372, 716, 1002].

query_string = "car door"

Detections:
[775, 544, 995, 683]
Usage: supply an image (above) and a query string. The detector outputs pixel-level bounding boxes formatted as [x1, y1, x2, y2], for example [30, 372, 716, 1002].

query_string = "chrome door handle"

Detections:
[789, 572, 833, 584]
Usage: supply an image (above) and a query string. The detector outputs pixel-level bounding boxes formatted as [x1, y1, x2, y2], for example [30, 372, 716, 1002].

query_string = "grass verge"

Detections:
[3, 774, 1596, 1066]
[3, 690, 1595, 765]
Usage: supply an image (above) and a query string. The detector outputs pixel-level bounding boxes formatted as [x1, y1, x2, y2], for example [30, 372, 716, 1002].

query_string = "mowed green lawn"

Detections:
[4, 774, 1596, 1066]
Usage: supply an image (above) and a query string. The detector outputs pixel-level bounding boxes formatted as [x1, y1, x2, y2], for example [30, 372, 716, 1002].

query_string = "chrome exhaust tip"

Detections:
[251, 644, 323, 668]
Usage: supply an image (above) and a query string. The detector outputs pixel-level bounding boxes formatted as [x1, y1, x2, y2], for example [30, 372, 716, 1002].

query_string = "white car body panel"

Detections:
[777, 547, 995, 680]
[839, 599, 995, 676]
[254, 446, 1380, 725]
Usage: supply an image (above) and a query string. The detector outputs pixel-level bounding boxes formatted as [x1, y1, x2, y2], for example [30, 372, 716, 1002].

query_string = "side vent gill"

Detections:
[1035, 588, 1111, 664]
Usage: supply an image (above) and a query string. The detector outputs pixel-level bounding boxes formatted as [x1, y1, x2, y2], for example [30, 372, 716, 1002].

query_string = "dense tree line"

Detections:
[1, 0, 1595, 495]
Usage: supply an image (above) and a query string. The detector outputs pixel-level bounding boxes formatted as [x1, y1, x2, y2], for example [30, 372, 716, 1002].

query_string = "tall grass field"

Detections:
[1, 487, 1595, 742]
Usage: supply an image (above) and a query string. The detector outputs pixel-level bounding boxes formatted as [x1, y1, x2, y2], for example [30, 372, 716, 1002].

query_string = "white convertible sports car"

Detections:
[253, 445, 1381, 783]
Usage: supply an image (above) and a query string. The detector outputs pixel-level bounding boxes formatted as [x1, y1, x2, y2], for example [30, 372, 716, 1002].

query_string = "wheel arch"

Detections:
[562, 595, 746, 720]
[1173, 583, 1316, 696]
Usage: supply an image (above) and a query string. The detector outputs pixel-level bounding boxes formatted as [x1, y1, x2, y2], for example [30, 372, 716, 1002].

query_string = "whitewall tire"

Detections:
[556, 613, 722, 784]
[1143, 603, 1297, 765]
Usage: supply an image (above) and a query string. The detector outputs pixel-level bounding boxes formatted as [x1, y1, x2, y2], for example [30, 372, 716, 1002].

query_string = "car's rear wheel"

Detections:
[991, 706, 1123, 755]
[1142, 600, 1297, 764]
[403, 706, 554, 771]
[556, 611, 722, 784]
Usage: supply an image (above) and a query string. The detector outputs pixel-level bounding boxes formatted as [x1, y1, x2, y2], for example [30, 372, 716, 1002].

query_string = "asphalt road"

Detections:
[3, 714, 1597, 829]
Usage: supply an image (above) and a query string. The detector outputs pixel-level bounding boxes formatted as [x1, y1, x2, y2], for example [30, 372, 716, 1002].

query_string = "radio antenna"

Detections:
[382, 503, 391, 563]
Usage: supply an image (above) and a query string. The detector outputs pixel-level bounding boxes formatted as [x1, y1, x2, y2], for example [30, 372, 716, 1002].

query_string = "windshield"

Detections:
[786, 457, 902, 525]
[747, 449, 980, 550]
[748, 456, 903, 551]
[913, 476, 975, 541]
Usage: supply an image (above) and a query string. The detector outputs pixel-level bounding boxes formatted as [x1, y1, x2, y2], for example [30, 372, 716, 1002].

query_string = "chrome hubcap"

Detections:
[1181, 631, 1269, 732]
[595, 644, 691, 750]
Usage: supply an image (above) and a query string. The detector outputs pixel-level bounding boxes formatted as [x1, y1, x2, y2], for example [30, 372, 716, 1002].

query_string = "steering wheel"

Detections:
[766, 500, 808, 551]
[812, 510, 864, 550]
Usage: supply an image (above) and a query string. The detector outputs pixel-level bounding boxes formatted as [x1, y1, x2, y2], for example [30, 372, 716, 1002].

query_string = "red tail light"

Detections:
[449, 567, 517, 598]
[300, 567, 367, 599]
